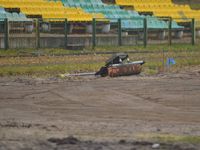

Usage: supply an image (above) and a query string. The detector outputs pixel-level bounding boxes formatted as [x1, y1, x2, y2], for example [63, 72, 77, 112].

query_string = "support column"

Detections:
[168, 18, 172, 45]
[118, 18, 122, 46]
[92, 18, 96, 49]
[36, 19, 40, 49]
[4, 18, 9, 50]
[64, 19, 68, 49]
[191, 18, 195, 45]
[143, 18, 148, 47]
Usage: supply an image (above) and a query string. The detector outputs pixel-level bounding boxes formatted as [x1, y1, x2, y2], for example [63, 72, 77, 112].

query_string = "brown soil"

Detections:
[0, 67, 200, 149]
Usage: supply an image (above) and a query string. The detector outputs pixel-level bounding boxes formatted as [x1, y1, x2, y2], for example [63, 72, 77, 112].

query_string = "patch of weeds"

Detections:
[137, 133, 200, 144]
[154, 134, 200, 144]
[144, 68, 158, 75]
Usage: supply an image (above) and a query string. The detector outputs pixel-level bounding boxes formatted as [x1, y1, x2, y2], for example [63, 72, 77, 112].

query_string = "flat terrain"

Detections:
[0, 67, 200, 149]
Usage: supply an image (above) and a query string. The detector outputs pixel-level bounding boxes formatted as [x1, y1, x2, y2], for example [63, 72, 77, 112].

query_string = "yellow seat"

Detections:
[0, 0, 96, 22]
[115, 0, 200, 23]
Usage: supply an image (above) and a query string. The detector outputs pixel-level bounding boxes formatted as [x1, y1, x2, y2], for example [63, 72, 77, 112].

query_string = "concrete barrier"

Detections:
[0, 34, 138, 49]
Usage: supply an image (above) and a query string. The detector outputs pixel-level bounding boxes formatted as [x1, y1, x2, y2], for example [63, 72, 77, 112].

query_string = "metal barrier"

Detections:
[37, 19, 66, 49]
[0, 17, 198, 50]
[8, 19, 35, 49]
[0, 19, 5, 49]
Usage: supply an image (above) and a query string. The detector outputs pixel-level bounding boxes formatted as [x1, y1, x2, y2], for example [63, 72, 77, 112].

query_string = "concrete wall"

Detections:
[0, 36, 4, 49]
[9, 37, 37, 49]
[40, 37, 65, 48]
[0, 34, 139, 49]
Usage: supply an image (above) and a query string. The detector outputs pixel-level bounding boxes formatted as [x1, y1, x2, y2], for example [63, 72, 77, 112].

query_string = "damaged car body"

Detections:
[95, 53, 145, 77]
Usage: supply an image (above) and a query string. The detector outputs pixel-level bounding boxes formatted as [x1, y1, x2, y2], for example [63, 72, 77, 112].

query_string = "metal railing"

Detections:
[0, 17, 198, 50]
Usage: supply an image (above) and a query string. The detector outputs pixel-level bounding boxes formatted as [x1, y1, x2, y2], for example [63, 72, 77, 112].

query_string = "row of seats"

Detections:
[115, 0, 200, 23]
[57, 0, 182, 29]
[0, 0, 102, 21]
[0, 0, 183, 30]
[0, 7, 31, 21]
[116, 0, 172, 5]
[58, 0, 103, 6]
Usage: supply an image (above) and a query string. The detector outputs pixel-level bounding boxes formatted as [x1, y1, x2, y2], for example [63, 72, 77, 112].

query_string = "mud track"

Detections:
[0, 68, 200, 149]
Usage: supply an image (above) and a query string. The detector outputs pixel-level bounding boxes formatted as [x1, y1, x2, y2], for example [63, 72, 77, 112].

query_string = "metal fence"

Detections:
[0, 19, 6, 49]
[0, 17, 199, 50]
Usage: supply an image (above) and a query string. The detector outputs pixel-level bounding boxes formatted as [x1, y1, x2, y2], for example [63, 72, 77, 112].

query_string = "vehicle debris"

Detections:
[60, 53, 145, 78]
[95, 53, 145, 77]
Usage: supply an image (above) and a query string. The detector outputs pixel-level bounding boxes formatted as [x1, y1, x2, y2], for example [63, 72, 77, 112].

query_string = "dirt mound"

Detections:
[48, 136, 80, 145]
[0, 136, 199, 150]
[46, 136, 199, 150]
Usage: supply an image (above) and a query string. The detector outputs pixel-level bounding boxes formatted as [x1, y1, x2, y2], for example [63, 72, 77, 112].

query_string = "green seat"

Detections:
[0, 13, 6, 20]
[56, 0, 183, 30]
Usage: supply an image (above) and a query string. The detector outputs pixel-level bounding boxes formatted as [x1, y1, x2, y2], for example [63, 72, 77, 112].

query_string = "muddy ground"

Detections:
[0, 67, 200, 150]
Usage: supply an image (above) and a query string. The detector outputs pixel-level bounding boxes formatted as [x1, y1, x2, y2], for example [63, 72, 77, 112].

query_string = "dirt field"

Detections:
[0, 67, 200, 150]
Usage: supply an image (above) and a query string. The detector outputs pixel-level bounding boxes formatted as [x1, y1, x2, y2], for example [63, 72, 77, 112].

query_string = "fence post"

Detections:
[36, 19, 40, 49]
[4, 18, 9, 50]
[118, 18, 122, 46]
[92, 18, 96, 49]
[168, 18, 172, 45]
[143, 18, 147, 47]
[64, 19, 68, 49]
[191, 18, 195, 45]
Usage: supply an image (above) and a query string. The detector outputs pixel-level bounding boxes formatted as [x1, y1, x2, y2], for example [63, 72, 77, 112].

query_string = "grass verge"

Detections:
[0, 44, 200, 76]
[0, 43, 200, 57]
[0, 63, 103, 76]
[138, 133, 200, 144]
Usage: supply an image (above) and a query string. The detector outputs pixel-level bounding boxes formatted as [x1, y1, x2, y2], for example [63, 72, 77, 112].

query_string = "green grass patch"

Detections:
[90, 43, 200, 52]
[156, 135, 200, 144]
[0, 43, 200, 57]
[0, 63, 103, 76]
[138, 133, 200, 144]
[0, 48, 84, 57]
[0, 45, 200, 76]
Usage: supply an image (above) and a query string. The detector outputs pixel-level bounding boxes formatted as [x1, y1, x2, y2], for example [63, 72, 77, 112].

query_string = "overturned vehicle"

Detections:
[95, 53, 145, 77]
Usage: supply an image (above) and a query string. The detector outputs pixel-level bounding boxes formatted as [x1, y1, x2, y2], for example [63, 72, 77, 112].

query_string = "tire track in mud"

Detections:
[0, 120, 61, 132]
[0, 72, 200, 149]
[48, 90, 88, 107]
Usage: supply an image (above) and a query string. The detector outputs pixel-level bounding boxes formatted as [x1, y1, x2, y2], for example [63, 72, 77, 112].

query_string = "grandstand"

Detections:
[0, 0, 101, 22]
[0, 6, 31, 21]
[0, 0, 199, 49]
[0, 0, 183, 30]
[58, 0, 181, 29]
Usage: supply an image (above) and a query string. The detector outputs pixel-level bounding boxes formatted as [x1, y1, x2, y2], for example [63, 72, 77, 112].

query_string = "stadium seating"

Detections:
[59, 0, 181, 29]
[0, 6, 30, 21]
[0, 0, 183, 30]
[0, 0, 98, 22]
[57, 0, 182, 29]
[115, 0, 200, 23]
